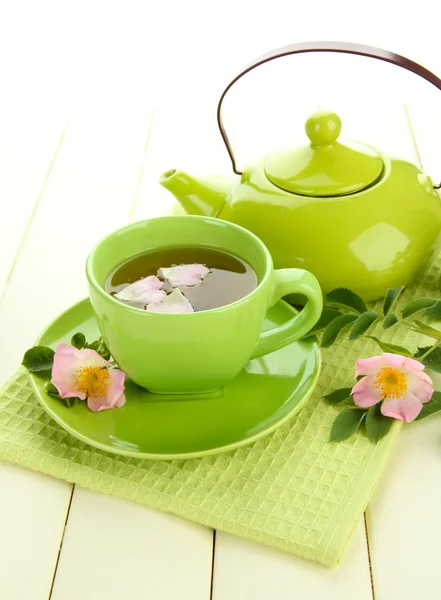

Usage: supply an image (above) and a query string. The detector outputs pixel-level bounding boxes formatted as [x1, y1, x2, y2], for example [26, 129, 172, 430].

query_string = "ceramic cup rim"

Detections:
[86, 215, 274, 317]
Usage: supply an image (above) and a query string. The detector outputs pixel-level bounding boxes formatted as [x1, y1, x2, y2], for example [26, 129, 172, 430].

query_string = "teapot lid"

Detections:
[264, 110, 384, 197]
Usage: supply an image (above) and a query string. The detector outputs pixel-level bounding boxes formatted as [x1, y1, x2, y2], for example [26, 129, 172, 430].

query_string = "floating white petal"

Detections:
[157, 264, 210, 287]
[146, 288, 194, 313]
[115, 275, 166, 304]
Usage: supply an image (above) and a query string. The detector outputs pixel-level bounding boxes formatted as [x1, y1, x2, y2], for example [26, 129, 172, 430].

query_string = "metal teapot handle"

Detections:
[217, 40, 441, 184]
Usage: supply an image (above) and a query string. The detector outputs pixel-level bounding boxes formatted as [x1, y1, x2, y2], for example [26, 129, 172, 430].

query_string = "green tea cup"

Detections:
[86, 215, 323, 393]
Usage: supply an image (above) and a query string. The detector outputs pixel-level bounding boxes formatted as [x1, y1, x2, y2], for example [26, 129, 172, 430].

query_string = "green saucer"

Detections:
[30, 299, 321, 460]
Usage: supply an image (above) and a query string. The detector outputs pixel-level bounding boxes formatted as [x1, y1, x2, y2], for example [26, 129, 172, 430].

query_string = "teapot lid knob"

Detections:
[305, 110, 341, 146]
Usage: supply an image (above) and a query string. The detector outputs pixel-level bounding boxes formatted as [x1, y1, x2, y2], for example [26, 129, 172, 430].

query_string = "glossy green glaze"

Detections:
[159, 169, 229, 217]
[265, 110, 383, 196]
[160, 111, 441, 302]
[86, 216, 322, 393]
[29, 298, 321, 460]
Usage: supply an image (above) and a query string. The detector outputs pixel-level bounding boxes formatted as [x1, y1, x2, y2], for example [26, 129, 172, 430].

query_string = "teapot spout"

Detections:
[159, 169, 229, 217]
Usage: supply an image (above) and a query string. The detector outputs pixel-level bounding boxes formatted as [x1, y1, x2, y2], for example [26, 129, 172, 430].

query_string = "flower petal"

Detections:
[87, 368, 126, 411]
[74, 348, 110, 369]
[115, 276, 166, 304]
[355, 355, 383, 377]
[51, 344, 86, 399]
[407, 371, 434, 404]
[351, 375, 382, 408]
[418, 370, 433, 386]
[146, 288, 194, 313]
[127, 275, 163, 293]
[381, 353, 407, 370]
[381, 390, 423, 422]
[55, 344, 77, 357]
[158, 264, 210, 287]
[87, 393, 126, 411]
[403, 356, 425, 372]
[114, 393, 126, 408]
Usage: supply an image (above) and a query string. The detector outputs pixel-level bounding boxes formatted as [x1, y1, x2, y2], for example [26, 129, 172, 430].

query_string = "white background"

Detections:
[1, 0, 440, 113]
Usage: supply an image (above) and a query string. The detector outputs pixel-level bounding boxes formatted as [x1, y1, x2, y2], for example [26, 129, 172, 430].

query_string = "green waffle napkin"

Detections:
[1, 259, 439, 566]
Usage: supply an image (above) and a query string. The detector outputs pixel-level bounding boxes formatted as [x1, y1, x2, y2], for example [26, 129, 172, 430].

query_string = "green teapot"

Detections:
[160, 42, 441, 301]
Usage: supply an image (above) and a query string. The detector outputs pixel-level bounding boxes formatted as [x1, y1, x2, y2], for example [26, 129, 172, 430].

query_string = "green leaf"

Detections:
[438, 275, 441, 294]
[424, 301, 441, 319]
[59, 396, 81, 408]
[321, 314, 358, 348]
[415, 391, 441, 421]
[382, 313, 399, 329]
[411, 320, 441, 339]
[97, 340, 111, 361]
[45, 382, 60, 398]
[71, 332, 86, 349]
[326, 288, 367, 314]
[365, 403, 393, 443]
[85, 337, 110, 359]
[310, 308, 344, 334]
[22, 346, 55, 372]
[402, 298, 437, 318]
[383, 286, 405, 316]
[324, 387, 353, 405]
[85, 339, 100, 351]
[366, 336, 413, 357]
[330, 409, 365, 442]
[414, 346, 441, 374]
[44, 381, 80, 407]
[349, 311, 379, 340]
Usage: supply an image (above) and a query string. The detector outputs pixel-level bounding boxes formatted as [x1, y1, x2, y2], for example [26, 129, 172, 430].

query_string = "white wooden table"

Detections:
[1, 78, 441, 598]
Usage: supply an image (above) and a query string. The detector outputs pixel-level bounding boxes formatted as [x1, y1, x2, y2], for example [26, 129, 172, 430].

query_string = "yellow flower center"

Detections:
[74, 366, 110, 397]
[373, 366, 407, 400]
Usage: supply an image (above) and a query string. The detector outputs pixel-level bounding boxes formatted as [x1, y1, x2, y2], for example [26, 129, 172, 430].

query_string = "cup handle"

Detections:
[250, 269, 323, 359]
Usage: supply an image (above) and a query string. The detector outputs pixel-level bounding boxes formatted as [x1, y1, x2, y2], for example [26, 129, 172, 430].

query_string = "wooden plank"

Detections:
[365, 101, 441, 600]
[0, 110, 213, 600]
[0, 111, 152, 600]
[0, 463, 72, 600]
[0, 111, 68, 294]
[0, 111, 72, 600]
[366, 418, 441, 600]
[51, 489, 213, 600]
[213, 521, 372, 600]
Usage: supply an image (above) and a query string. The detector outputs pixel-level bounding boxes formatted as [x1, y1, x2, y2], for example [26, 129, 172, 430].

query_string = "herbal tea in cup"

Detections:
[105, 246, 258, 313]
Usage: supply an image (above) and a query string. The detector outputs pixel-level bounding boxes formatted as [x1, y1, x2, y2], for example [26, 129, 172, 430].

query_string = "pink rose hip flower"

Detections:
[351, 352, 433, 422]
[51, 344, 126, 411]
